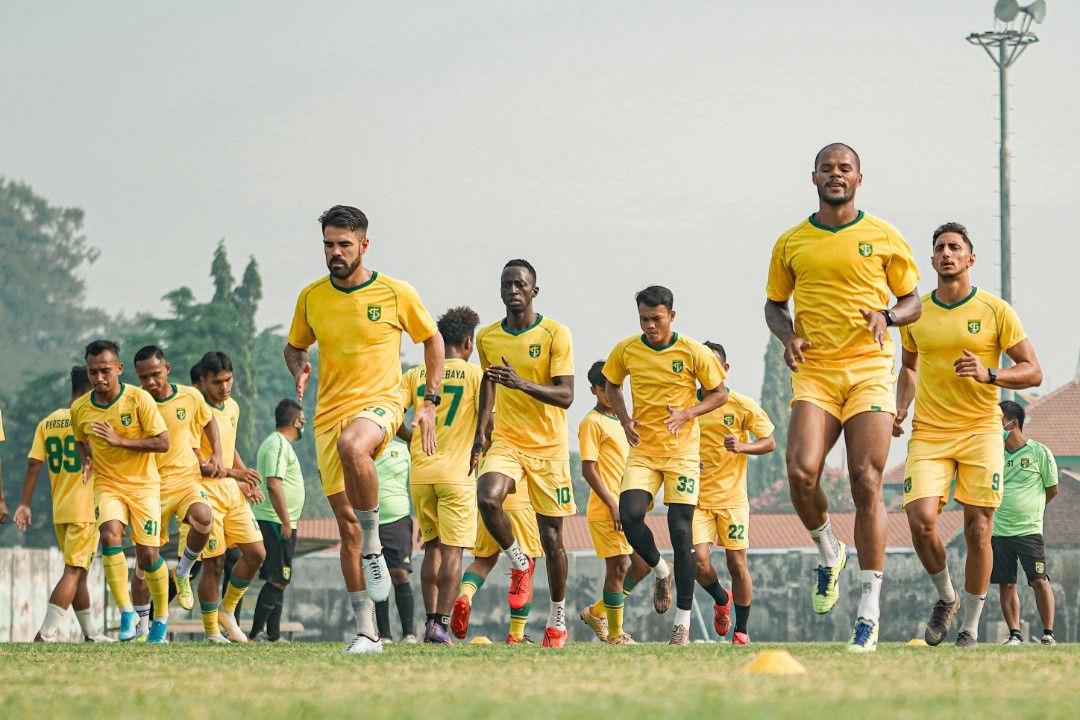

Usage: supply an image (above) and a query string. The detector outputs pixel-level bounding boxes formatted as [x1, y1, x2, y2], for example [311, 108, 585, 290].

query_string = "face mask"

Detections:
[1002, 423, 1013, 441]
[296, 423, 305, 440]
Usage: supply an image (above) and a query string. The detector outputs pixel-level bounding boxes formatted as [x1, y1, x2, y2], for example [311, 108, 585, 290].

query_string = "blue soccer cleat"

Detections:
[118, 610, 139, 641]
[147, 619, 169, 644]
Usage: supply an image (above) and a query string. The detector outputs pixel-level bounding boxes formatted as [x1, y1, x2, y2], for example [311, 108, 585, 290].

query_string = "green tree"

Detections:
[748, 336, 791, 498]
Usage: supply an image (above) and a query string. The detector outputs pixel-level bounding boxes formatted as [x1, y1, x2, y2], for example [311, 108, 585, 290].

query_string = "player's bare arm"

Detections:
[411, 331, 446, 456]
[229, 450, 264, 502]
[74, 440, 93, 483]
[201, 415, 227, 478]
[266, 476, 291, 538]
[764, 299, 811, 372]
[724, 432, 776, 456]
[470, 374, 496, 472]
[604, 380, 640, 446]
[893, 346, 920, 437]
[283, 343, 313, 402]
[858, 291, 922, 350]
[485, 356, 574, 410]
[665, 382, 728, 438]
[954, 338, 1042, 389]
[13, 458, 44, 530]
[581, 459, 621, 531]
[91, 422, 169, 453]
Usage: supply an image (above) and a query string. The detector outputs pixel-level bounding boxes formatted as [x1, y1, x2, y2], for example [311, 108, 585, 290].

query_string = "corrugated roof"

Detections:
[1020, 380, 1080, 457]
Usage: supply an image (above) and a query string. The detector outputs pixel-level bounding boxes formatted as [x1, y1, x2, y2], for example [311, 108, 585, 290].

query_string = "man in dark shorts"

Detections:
[251, 400, 307, 641]
[375, 438, 417, 642]
[992, 401, 1059, 646]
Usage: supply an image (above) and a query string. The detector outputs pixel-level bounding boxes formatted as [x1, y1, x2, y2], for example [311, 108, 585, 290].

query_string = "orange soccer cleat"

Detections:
[508, 557, 535, 610]
[451, 595, 472, 640]
[542, 626, 568, 648]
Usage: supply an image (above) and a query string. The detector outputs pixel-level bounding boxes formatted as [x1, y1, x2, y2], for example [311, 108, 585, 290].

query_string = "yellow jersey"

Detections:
[602, 333, 726, 459]
[70, 383, 167, 492]
[288, 272, 438, 435]
[900, 288, 1027, 438]
[476, 315, 574, 460]
[698, 390, 775, 509]
[155, 384, 212, 489]
[766, 211, 919, 361]
[200, 396, 240, 469]
[400, 358, 483, 485]
[28, 408, 94, 524]
[577, 409, 629, 521]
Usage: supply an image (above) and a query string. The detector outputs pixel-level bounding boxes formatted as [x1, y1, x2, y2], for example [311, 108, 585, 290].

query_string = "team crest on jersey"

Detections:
[391, 450, 399, 458]
[967, 320, 981, 334]
[1035, 562, 1045, 574]
[723, 414, 735, 427]
[529, 344, 541, 359]
[858, 242, 873, 257]
[120, 413, 133, 427]
[176, 408, 186, 420]
[367, 305, 382, 321]
[208, 539, 218, 552]
[1020, 457, 1030, 468]
[230, 417, 237, 428]
[282, 566, 291, 581]
[904, 477, 912, 494]
[672, 361, 684, 373]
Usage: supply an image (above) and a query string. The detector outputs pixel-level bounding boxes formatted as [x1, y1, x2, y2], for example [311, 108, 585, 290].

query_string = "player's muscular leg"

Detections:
[537, 515, 567, 602]
[337, 418, 385, 510]
[134, 543, 160, 569]
[627, 552, 651, 584]
[99, 520, 124, 549]
[184, 502, 213, 551]
[131, 574, 149, 607]
[694, 543, 718, 586]
[620, 490, 659, 566]
[1030, 578, 1055, 632]
[231, 541, 266, 582]
[726, 550, 752, 605]
[50, 565, 85, 609]
[603, 555, 627, 593]
[905, 497, 946, 574]
[73, 571, 91, 611]
[476, 473, 516, 548]
[962, 505, 996, 595]
[389, 567, 410, 585]
[329, 491, 364, 591]
[436, 545, 465, 616]
[843, 411, 892, 572]
[786, 402, 842, 530]
[421, 539, 441, 613]
[667, 504, 696, 610]
[999, 583, 1020, 629]
[199, 555, 225, 603]
[463, 554, 500, 583]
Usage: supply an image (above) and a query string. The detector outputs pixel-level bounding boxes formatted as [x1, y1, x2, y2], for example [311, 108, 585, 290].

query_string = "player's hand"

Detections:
[412, 402, 438, 456]
[470, 433, 490, 474]
[723, 435, 748, 454]
[14, 505, 32, 530]
[81, 458, 93, 484]
[859, 308, 888, 350]
[207, 453, 228, 479]
[954, 350, 990, 383]
[293, 360, 313, 402]
[0, 501, 8, 525]
[892, 407, 908, 437]
[242, 483, 264, 504]
[620, 417, 642, 446]
[485, 357, 527, 391]
[230, 467, 262, 487]
[783, 336, 812, 372]
[91, 420, 124, 447]
[664, 405, 693, 438]
[608, 502, 622, 532]
[280, 522, 292, 540]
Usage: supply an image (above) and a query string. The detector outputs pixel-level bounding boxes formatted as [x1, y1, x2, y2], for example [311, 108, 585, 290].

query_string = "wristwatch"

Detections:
[986, 368, 997, 385]
[880, 309, 897, 326]
[423, 392, 442, 406]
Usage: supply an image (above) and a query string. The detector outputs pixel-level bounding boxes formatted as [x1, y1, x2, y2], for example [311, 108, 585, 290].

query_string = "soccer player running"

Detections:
[473, 259, 576, 648]
[285, 205, 444, 654]
[400, 306, 483, 644]
[129, 346, 223, 637]
[605, 286, 728, 646]
[194, 351, 267, 643]
[70, 340, 171, 642]
[993, 401, 1058, 646]
[14, 366, 112, 642]
[250, 399, 307, 642]
[578, 361, 651, 645]
[765, 143, 922, 652]
[895, 222, 1042, 648]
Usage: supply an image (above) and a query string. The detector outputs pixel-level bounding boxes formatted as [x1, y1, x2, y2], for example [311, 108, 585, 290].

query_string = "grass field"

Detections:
[3, 641, 1075, 720]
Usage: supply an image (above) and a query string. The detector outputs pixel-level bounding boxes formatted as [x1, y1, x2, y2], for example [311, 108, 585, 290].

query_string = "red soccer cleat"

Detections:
[451, 594, 472, 640]
[732, 630, 750, 646]
[508, 557, 535, 610]
[713, 591, 733, 637]
[542, 626, 568, 648]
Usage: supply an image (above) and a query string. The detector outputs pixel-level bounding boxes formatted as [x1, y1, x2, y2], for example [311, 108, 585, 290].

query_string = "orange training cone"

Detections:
[744, 650, 808, 675]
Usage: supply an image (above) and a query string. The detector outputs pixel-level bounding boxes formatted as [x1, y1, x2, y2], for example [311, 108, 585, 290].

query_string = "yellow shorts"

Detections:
[620, 453, 700, 506]
[316, 405, 402, 497]
[55, 522, 98, 569]
[159, 478, 211, 545]
[96, 486, 161, 547]
[791, 355, 896, 424]
[478, 442, 575, 517]
[474, 506, 543, 559]
[902, 432, 1005, 510]
[692, 506, 750, 550]
[412, 482, 477, 548]
[181, 479, 261, 558]
[587, 516, 632, 559]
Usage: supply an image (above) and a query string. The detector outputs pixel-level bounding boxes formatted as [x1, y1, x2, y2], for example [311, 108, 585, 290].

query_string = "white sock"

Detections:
[674, 607, 691, 628]
[959, 591, 986, 638]
[547, 600, 566, 629]
[808, 518, 842, 567]
[40, 604, 66, 637]
[651, 557, 671, 578]
[75, 608, 97, 637]
[120, 604, 134, 614]
[356, 508, 382, 556]
[504, 541, 530, 571]
[135, 604, 151, 633]
[857, 570, 883, 623]
[176, 546, 200, 578]
[349, 590, 377, 637]
[930, 568, 956, 603]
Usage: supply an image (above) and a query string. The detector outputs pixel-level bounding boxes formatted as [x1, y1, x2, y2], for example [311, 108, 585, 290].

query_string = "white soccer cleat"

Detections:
[217, 611, 250, 643]
[344, 633, 383, 655]
[363, 554, 392, 603]
[83, 632, 115, 643]
[205, 633, 230, 644]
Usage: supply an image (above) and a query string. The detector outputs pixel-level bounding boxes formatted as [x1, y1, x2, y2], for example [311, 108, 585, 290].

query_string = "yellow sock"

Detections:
[589, 598, 605, 618]
[102, 547, 132, 609]
[604, 590, 625, 638]
[200, 602, 219, 635]
[143, 558, 170, 620]
[508, 602, 530, 639]
[221, 578, 251, 613]
[460, 571, 484, 601]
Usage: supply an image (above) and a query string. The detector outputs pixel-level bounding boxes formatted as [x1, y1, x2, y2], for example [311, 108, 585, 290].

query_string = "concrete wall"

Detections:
[0, 547, 107, 642]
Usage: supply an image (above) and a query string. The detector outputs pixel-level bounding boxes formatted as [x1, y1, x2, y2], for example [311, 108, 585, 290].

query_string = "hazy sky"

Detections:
[3, 2, 1078, 468]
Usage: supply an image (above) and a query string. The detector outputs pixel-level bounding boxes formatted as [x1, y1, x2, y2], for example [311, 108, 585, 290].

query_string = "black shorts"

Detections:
[379, 516, 413, 572]
[991, 533, 1049, 585]
[258, 520, 297, 586]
